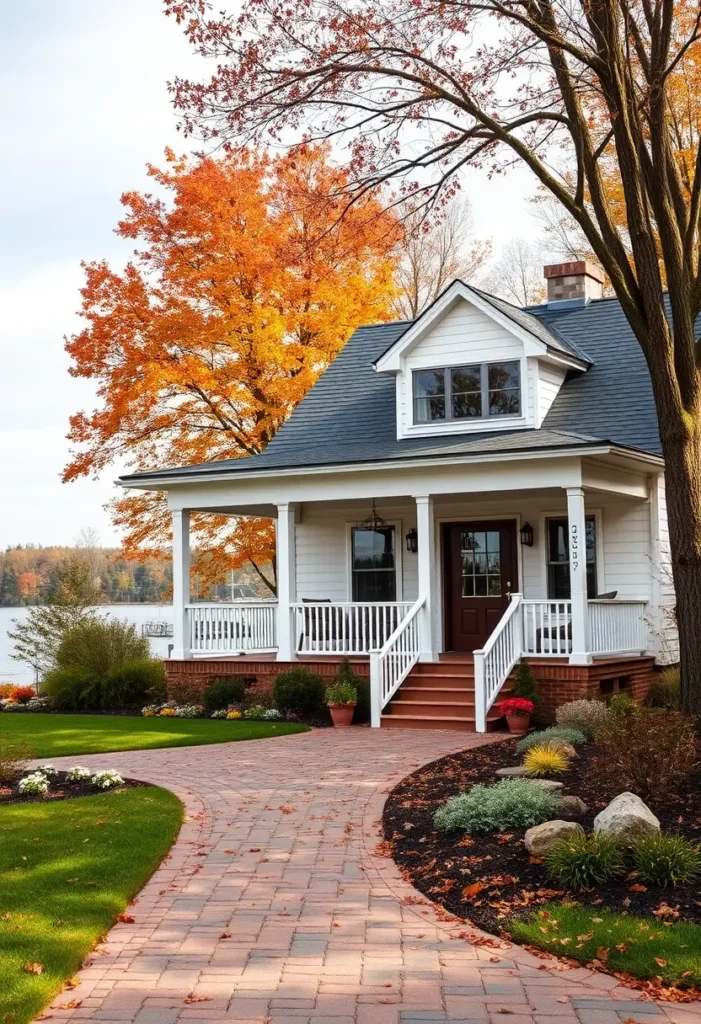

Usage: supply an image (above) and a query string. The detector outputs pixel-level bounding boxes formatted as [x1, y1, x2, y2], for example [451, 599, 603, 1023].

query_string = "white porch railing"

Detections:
[589, 599, 648, 654]
[473, 594, 523, 733]
[187, 602, 277, 655]
[523, 599, 573, 656]
[370, 597, 425, 727]
[292, 601, 413, 655]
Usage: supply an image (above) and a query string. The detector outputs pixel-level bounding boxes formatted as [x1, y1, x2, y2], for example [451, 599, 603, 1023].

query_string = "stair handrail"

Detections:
[473, 593, 524, 733]
[369, 595, 426, 727]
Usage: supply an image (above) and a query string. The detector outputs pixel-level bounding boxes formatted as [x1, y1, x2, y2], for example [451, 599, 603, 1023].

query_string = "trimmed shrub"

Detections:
[0, 736, 34, 784]
[511, 659, 541, 718]
[608, 692, 640, 719]
[0, 683, 15, 699]
[633, 833, 701, 887]
[203, 677, 247, 711]
[168, 680, 205, 706]
[43, 666, 103, 710]
[434, 778, 562, 833]
[104, 659, 166, 707]
[546, 832, 625, 889]
[522, 743, 570, 776]
[555, 698, 610, 738]
[647, 668, 681, 710]
[591, 708, 698, 804]
[273, 668, 327, 718]
[516, 726, 587, 755]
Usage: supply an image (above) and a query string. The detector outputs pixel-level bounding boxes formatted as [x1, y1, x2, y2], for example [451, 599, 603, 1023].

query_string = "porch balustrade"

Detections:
[521, 598, 648, 658]
[187, 602, 278, 655]
[292, 601, 413, 655]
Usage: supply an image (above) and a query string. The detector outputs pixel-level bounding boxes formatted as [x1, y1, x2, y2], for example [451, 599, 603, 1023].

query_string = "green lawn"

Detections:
[0, 786, 183, 1024]
[0, 713, 309, 757]
[511, 903, 701, 988]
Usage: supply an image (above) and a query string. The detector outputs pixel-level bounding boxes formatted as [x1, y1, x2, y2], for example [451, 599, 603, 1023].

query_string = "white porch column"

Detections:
[276, 502, 298, 662]
[414, 495, 438, 660]
[566, 487, 591, 665]
[171, 509, 191, 660]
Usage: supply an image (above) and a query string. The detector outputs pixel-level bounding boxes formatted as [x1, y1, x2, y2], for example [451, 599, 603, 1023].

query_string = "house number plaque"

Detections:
[570, 523, 580, 573]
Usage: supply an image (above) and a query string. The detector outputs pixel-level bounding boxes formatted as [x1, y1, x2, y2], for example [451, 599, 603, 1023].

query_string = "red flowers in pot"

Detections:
[497, 697, 535, 735]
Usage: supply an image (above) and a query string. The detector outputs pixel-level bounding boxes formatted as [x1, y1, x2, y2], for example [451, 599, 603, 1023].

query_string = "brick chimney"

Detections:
[544, 261, 605, 303]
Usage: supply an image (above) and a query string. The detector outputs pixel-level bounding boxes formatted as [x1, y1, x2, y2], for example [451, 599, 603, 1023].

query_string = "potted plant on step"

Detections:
[326, 679, 357, 727]
[497, 696, 535, 735]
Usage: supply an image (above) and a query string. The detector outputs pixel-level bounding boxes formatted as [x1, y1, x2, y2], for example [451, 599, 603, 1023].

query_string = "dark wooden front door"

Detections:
[443, 521, 518, 651]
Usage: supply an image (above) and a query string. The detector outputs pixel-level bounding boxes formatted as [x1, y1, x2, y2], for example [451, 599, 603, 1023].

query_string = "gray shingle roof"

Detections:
[119, 291, 664, 484]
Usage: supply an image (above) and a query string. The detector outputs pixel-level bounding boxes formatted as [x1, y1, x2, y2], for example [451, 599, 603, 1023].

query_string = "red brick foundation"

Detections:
[164, 656, 369, 702]
[524, 655, 657, 721]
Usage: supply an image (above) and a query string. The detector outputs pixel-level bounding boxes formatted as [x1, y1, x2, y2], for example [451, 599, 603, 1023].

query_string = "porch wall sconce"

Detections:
[520, 522, 534, 547]
[405, 528, 418, 554]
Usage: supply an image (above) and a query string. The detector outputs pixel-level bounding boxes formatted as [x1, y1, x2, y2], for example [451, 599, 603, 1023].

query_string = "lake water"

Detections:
[0, 604, 173, 686]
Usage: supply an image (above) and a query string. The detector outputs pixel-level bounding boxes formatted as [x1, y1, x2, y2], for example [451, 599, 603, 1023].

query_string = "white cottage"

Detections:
[119, 262, 676, 730]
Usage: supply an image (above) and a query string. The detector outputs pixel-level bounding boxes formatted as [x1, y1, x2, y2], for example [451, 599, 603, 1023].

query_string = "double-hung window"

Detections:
[413, 361, 521, 424]
[546, 516, 598, 599]
[350, 526, 397, 602]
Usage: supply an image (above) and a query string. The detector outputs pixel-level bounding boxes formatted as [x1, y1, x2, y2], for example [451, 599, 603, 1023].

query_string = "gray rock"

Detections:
[495, 766, 528, 777]
[560, 795, 588, 817]
[525, 820, 584, 856]
[526, 779, 564, 791]
[593, 792, 660, 841]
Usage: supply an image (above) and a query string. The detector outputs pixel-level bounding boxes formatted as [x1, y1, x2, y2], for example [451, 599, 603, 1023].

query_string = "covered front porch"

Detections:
[167, 449, 663, 731]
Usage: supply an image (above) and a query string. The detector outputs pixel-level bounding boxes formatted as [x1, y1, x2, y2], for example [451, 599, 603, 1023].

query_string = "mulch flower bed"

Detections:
[0, 772, 146, 806]
[384, 737, 701, 935]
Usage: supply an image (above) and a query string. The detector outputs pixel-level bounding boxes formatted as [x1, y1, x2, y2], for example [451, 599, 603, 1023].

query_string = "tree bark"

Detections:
[656, 400, 701, 716]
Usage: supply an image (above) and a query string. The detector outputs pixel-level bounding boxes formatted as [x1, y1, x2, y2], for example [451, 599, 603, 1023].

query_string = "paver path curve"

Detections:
[37, 728, 701, 1024]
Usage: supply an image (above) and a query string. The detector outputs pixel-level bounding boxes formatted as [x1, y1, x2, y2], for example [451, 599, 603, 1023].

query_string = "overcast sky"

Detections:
[0, 0, 541, 549]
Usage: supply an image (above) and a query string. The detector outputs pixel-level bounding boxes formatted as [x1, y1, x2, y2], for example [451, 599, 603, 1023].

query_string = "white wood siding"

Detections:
[294, 493, 657, 655]
[536, 364, 567, 427]
[397, 299, 532, 437]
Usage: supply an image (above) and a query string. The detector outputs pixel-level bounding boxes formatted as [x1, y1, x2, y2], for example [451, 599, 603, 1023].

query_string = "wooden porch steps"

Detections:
[380, 653, 512, 732]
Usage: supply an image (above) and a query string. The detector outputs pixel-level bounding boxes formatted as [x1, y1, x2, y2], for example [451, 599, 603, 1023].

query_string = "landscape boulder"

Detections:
[593, 792, 660, 841]
[495, 766, 528, 777]
[527, 779, 564, 791]
[524, 820, 584, 856]
[560, 795, 588, 817]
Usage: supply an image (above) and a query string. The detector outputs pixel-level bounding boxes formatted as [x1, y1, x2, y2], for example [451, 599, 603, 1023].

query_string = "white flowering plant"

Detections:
[210, 708, 228, 719]
[263, 708, 283, 721]
[66, 766, 92, 782]
[18, 773, 49, 795]
[173, 704, 203, 718]
[35, 764, 59, 778]
[91, 770, 124, 790]
[26, 697, 53, 712]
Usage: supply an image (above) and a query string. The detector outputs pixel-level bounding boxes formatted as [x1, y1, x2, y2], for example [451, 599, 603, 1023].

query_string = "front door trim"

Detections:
[441, 517, 520, 652]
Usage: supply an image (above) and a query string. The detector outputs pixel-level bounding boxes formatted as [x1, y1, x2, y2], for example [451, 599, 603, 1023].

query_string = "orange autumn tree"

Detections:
[64, 146, 400, 592]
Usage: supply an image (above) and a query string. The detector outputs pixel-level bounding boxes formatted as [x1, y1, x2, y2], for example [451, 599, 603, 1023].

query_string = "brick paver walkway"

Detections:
[37, 729, 701, 1024]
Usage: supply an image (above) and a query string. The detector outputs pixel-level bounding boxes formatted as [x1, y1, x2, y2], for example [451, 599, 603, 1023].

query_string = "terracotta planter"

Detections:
[506, 711, 531, 735]
[328, 702, 356, 727]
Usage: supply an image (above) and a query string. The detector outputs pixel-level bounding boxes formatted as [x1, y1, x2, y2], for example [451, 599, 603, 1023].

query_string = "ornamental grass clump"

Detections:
[516, 726, 587, 755]
[632, 833, 701, 887]
[546, 832, 625, 888]
[522, 743, 570, 776]
[435, 778, 562, 833]
[555, 698, 610, 739]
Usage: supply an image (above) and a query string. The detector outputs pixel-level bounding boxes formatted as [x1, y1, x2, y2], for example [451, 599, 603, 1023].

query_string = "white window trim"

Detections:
[344, 519, 404, 602]
[539, 508, 604, 600]
[402, 355, 531, 438]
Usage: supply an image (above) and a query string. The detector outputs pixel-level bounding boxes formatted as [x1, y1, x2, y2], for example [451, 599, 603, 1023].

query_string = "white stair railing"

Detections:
[473, 593, 523, 733]
[369, 596, 425, 727]
[187, 602, 277, 655]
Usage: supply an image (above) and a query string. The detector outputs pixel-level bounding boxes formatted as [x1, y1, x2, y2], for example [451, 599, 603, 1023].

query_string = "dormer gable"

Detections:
[373, 280, 590, 441]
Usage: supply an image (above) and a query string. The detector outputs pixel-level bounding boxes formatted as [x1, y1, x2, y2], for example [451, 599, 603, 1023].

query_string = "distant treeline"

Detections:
[0, 545, 173, 607]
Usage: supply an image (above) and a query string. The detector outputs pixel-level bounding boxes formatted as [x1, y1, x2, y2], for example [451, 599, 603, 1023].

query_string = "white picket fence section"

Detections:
[473, 594, 523, 733]
[523, 599, 572, 656]
[187, 602, 277, 655]
[292, 601, 412, 655]
[589, 599, 648, 654]
[370, 597, 425, 727]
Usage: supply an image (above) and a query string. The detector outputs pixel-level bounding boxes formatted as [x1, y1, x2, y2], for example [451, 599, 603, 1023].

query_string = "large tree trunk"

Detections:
[657, 409, 701, 716]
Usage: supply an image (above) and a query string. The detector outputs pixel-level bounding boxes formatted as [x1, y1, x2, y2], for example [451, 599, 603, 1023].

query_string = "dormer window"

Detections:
[413, 361, 521, 424]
